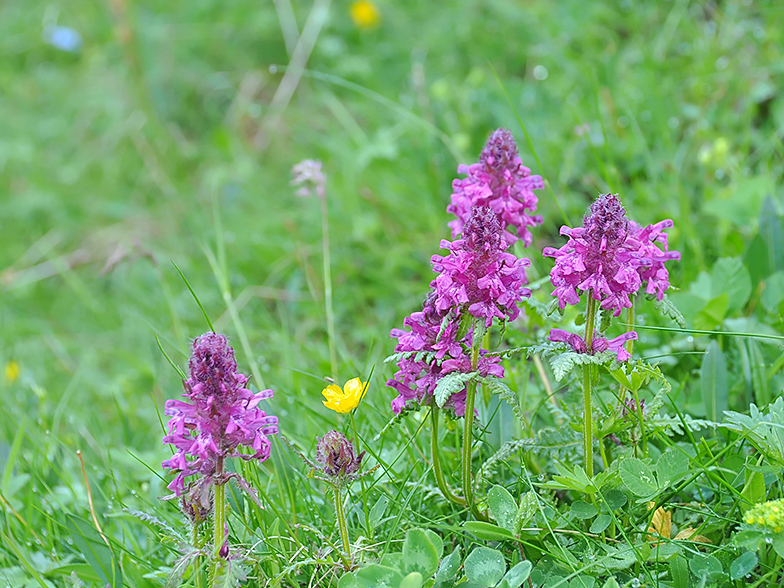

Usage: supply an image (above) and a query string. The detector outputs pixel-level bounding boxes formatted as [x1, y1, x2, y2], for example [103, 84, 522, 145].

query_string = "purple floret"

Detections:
[548, 328, 638, 362]
[162, 332, 278, 496]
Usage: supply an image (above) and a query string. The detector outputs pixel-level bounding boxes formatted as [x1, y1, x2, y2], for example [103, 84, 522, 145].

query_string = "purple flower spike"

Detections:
[432, 206, 531, 328]
[549, 328, 638, 362]
[448, 128, 544, 245]
[543, 194, 644, 317]
[162, 333, 278, 496]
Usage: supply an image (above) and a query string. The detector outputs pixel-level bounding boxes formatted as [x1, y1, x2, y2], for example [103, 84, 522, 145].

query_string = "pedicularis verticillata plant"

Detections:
[543, 193, 679, 476]
[162, 332, 278, 586]
[387, 129, 540, 518]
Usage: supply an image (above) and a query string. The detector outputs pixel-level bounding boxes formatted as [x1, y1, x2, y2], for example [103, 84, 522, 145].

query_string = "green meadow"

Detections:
[2, 0, 784, 586]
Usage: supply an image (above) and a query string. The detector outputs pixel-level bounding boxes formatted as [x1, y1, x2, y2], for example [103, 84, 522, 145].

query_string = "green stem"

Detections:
[583, 295, 598, 478]
[192, 524, 204, 588]
[320, 195, 338, 382]
[431, 406, 466, 506]
[333, 485, 351, 565]
[211, 458, 225, 585]
[350, 412, 371, 534]
[462, 338, 486, 520]
[626, 300, 648, 458]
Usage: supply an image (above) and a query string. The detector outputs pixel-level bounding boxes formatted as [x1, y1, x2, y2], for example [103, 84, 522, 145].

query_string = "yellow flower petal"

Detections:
[322, 384, 344, 401]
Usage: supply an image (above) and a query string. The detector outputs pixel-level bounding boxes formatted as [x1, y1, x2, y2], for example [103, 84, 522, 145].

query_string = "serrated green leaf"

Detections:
[488, 486, 518, 534]
[600, 578, 620, 588]
[619, 458, 659, 497]
[653, 293, 686, 327]
[548, 350, 616, 382]
[434, 372, 477, 408]
[483, 377, 526, 427]
[402, 529, 439, 578]
[464, 547, 506, 587]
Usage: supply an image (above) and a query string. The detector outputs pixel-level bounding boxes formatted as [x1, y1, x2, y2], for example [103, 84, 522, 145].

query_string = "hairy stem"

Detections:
[583, 295, 598, 478]
[333, 485, 351, 565]
[192, 524, 204, 588]
[211, 458, 225, 585]
[320, 194, 338, 382]
[462, 339, 486, 520]
[431, 406, 465, 506]
[350, 412, 371, 533]
[626, 299, 648, 458]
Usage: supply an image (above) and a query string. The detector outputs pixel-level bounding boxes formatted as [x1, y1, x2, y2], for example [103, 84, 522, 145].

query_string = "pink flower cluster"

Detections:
[387, 293, 503, 416]
[447, 128, 544, 246]
[432, 206, 531, 328]
[162, 333, 279, 495]
[388, 208, 526, 415]
[543, 193, 679, 317]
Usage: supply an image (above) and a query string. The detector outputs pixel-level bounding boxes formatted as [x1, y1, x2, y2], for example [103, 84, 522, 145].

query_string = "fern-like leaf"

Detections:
[434, 371, 479, 407]
[653, 293, 686, 328]
[483, 376, 526, 427]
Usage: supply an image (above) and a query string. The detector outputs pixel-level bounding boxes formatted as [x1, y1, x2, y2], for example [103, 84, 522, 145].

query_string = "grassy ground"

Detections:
[2, 0, 784, 586]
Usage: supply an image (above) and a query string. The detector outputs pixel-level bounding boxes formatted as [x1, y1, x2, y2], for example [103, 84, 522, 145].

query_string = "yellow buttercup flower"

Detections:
[5, 361, 19, 383]
[322, 377, 367, 413]
[350, 0, 381, 29]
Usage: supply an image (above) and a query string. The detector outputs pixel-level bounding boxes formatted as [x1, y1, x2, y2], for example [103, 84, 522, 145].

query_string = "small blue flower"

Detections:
[44, 26, 83, 53]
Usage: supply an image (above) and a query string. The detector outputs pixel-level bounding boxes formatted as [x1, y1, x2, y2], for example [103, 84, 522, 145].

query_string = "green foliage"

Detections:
[3, 0, 784, 586]
[724, 397, 784, 465]
[701, 340, 728, 422]
[618, 449, 689, 499]
[434, 371, 479, 408]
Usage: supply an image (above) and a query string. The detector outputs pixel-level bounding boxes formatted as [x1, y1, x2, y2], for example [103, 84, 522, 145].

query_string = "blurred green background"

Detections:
[1, 0, 783, 584]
